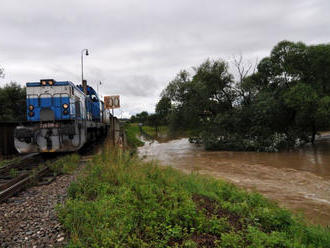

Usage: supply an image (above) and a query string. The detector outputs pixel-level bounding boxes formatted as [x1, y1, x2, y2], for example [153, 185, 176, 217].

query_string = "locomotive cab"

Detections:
[14, 79, 107, 153]
[26, 79, 85, 122]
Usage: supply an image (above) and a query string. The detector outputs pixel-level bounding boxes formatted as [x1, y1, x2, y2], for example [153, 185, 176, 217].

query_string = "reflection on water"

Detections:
[138, 137, 330, 226]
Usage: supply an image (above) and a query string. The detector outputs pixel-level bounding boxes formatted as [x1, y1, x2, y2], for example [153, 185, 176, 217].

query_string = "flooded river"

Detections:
[138, 136, 330, 226]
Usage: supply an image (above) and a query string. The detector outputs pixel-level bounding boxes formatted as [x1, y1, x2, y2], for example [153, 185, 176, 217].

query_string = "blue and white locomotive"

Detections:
[14, 79, 109, 153]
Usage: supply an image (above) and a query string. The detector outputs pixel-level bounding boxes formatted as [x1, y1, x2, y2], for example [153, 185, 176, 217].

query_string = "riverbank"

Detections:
[139, 138, 330, 226]
[57, 148, 330, 247]
[125, 123, 197, 145]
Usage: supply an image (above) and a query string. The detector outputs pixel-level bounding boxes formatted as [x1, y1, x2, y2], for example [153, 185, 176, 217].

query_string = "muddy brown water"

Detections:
[138, 135, 330, 226]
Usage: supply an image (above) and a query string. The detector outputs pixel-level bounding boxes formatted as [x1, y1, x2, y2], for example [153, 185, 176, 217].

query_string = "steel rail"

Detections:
[0, 167, 50, 203]
[0, 153, 40, 175]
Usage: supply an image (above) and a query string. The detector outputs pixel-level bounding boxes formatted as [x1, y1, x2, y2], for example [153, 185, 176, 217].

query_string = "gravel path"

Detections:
[0, 173, 76, 247]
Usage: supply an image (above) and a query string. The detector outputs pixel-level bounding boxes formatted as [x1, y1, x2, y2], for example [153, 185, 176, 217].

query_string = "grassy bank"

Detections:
[128, 122, 195, 140]
[141, 125, 169, 139]
[125, 123, 145, 149]
[58, 149, 330, 247]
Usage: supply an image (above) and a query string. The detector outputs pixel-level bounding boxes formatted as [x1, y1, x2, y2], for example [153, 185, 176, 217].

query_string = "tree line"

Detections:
[0, 67, 26, 122]
[136, 40, 330, 151]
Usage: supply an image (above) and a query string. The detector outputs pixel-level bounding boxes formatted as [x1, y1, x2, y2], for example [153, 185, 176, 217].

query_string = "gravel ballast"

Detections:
[0, 173, 76, 247]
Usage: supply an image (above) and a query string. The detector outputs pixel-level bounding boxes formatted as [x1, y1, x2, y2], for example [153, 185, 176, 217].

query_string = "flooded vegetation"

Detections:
[139, 136, 330, 226]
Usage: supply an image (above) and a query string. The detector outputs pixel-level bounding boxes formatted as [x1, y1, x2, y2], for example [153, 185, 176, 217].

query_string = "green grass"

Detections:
[0, 157, 21, 168]
[141, 125, 169, 139]
[49, 154, 80, 175]
[57, 149, 330, 247]
[125, 123, 145, 148]
[128, 122, 195, 141]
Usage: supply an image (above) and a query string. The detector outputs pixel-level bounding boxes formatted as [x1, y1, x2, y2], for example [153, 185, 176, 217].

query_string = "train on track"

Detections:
[14, 79, 111, 153]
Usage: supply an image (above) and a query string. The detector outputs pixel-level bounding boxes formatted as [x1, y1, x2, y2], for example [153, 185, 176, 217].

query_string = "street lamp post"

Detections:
[97, 81, 102, 98]
[81, 49, 89, 94]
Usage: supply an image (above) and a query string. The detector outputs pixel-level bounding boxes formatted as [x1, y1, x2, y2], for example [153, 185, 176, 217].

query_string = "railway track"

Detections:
[0, 153, 40, 175]
[0, 136, 108, 203]
[0, 154, 61, 203]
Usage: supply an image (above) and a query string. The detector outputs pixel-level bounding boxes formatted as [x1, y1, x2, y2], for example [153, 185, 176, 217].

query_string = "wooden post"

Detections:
[112, 108, 115, 146]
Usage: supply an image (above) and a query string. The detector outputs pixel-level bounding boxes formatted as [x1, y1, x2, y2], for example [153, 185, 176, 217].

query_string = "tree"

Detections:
[268, 41, 308, 87]
[305, 44, 330, 95]
[155, 96, 171, 124]
[162, 59, 235, 133]
[284, 83, 330, 143]
[232, 55, 259, 106]
[130, 111, 149, 124]
[161, 70, 191, 104]
[147, 113, 161, 136]
[0, 82, 26, 122]
[158, 40, 330, 151]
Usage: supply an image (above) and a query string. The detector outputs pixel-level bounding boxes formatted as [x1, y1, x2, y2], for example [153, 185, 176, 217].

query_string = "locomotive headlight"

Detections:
[63, 110, 69, 115]
[63, 103, 69, 109]
[48, 80, 54, 86]
[41, 80, 47, 86]
[28, 105, 34, 111]
[28, 111, 34, 117]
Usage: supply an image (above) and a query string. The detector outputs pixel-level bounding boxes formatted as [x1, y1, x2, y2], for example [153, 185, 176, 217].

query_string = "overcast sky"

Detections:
[0, 0, 329, 117]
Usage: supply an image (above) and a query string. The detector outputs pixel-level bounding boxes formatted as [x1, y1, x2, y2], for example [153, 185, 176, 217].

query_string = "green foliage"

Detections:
[130, 111, 149, 124]
[155, 96, 171, 124]
[0, 157, 21, 168]
[9, 168, 19, 177]
[146, 113, 162, 132]
[49, 154, 80, 175]
[125, 123, 145, 148]
[217, 232, 243, 248]
[58, 150, 330, 247]
[0, 82, 26, 122]
[158, 40, 330, 151]
[141, 125, 168, 139]
[159, 59, 235, 135]
[316, 96, 330, 127]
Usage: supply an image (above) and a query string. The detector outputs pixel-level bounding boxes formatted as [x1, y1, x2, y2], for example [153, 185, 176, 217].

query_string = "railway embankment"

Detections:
[56, 147, 330, 247]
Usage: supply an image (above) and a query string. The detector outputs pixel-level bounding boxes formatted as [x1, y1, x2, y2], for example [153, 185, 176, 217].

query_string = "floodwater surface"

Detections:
[138, 136, 330, 226]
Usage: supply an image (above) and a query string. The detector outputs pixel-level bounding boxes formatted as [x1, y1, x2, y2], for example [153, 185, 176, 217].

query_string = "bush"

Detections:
[200, 131, 294, 152]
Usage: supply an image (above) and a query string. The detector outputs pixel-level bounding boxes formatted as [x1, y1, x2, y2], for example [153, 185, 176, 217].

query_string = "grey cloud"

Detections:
[0, 0, 329, 115]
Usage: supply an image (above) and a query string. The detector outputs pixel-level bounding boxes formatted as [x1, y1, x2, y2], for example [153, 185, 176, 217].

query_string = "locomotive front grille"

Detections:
[40, 108, 55, 121]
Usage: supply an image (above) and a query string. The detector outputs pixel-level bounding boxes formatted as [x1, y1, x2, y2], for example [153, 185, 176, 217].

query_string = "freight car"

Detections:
[14, 79, 110, 153]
